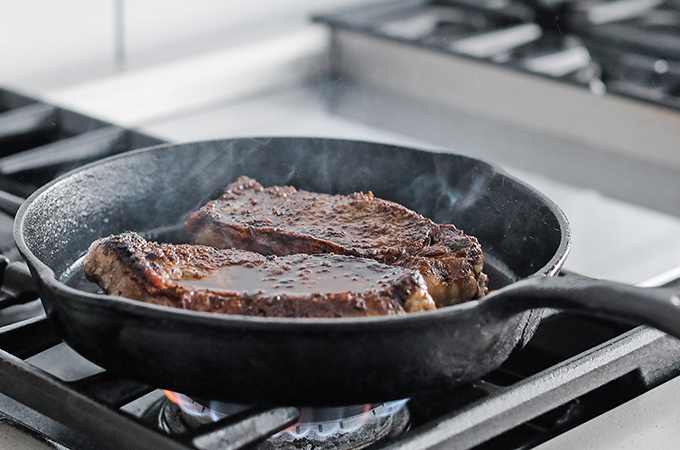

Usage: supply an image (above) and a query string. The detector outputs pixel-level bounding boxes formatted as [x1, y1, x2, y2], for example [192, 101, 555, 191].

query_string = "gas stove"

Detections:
[0, 87, 679, 450]
[1, 0, 680, 448]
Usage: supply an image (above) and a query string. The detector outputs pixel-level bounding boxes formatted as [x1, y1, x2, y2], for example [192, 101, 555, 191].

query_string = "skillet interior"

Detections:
[19, 137, 567, 282]
[15, 137, 570, 405]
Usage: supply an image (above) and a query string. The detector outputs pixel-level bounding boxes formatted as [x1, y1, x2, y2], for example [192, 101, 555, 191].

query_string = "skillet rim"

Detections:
[13, 137, 572, 331]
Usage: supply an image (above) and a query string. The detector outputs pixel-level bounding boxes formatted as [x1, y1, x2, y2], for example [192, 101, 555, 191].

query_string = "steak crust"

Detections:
[185, 177, 488, 307]
[83, 232, 435, 318]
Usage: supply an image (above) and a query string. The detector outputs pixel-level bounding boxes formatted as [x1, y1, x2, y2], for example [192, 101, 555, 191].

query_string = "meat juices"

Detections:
[186, 176, 488, 307]
[83, 232, 436, 318]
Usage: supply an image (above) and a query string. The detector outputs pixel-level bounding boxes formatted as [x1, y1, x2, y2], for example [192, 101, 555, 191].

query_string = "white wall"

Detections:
[0, 0, 383, 92]
[0, 2, 114, 90]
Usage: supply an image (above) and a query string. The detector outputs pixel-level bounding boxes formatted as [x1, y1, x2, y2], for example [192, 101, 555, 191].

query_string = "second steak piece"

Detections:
[185, 177, 488, 307]
[83, 232, 435, 318]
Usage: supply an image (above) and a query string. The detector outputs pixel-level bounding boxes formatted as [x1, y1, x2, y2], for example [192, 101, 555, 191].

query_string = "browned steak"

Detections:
[83, 232, 435, 318]
[185, 176, 488, 307]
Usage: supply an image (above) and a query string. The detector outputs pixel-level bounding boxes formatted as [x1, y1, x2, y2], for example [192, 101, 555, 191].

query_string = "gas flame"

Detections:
[164, 391, 408, 442]
[275, 400, 408, 440]
[164, 391, 248, 422]
[164, 390, 218, 420]
[163, 390, 181, 405]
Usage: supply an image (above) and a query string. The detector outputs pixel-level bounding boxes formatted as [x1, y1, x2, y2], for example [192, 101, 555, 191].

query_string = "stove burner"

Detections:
[158, 391, 410, 450]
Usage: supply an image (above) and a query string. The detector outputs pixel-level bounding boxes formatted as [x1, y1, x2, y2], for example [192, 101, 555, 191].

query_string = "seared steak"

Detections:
[185, 177, 488, 307]
[83, 232, 435, 318]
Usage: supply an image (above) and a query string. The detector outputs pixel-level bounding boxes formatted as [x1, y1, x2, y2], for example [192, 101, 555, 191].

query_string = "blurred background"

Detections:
[0, 1, 371, 90]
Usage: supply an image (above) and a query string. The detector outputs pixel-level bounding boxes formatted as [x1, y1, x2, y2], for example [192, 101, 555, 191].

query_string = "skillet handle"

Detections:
[488, 273, 680, 339]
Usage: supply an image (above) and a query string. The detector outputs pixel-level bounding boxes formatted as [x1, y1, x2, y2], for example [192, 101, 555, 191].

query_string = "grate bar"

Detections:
[0, 316, 61, 360]
[0, 342, 196, 450]
[379, 326, 679, 450]
[191, 407, 300, 450]
[0, 126, 127, 174]
[68, 372, 154, 409]
[0, 104, 57, 141]
[0, 190, 24, 216]
[0, 261, 39, 308]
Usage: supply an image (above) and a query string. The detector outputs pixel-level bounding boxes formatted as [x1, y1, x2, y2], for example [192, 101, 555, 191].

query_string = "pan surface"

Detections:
[14, 137, 570, 406]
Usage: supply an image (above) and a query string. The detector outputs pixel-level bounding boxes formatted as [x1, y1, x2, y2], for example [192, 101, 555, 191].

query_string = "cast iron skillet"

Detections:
[14, 137, 680, 406]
